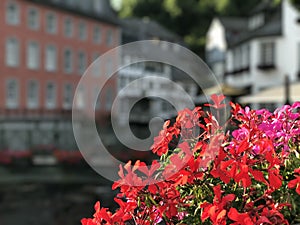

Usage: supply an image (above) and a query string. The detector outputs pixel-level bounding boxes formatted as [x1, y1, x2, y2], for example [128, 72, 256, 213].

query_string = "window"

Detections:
[45, 45, 57, 71]
[76, 86, 85, 109]
[6, 2, 19, 25]
[106, 29, 114, 46]
[260, 42, 275, 65]
[27, 80, 39, 109]
[27, 41, 40, 69]
[92, 53, 100, 76]
[105, 88, 113, 110]
[28, 8, 39, 30]
[93, 26, 102, 44]
[241, 44, 250, 68]
[64, 18, 73, 37]
[145, 62, 163, 73]
[233, 47, 242, 70]
[106, 58, 114, 76]
[63, 83, 73, 109]
[78, 22, 87, 40]
[6, 79, 19, 109]
[249, 14, 264, 30]
[6, 38, 19, 67]
[46, 13, 57, 34]
[64, 49, 73, 73]
[78, 51, 87, 74]
[45, 82, 56, 109]
[93, 88, 100, 109]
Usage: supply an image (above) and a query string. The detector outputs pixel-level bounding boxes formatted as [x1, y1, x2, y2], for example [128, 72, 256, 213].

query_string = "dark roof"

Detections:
[250, 0, 276, 15]
[220, 2, 282, 48]
[121, 18, 182, 44]
[218, 17, 248, 31]
[26, 0, 119, 26]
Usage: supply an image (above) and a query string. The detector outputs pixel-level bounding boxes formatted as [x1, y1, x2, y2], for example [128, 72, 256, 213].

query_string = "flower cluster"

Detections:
[82, 95, 300, 225]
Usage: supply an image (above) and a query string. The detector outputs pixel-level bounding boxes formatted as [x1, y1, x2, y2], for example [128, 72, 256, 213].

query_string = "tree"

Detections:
[117, 0, 269, 57]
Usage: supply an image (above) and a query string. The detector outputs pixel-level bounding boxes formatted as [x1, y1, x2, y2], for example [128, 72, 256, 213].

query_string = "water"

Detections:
[0, 166, 116, 225]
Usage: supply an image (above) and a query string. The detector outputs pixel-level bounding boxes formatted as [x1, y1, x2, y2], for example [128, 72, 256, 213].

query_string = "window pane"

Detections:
[105, 88, 113, 110]
[78, 22, 87, 40]
[106, 29, 114, 46]
[27, 42, 40, 69]
[92, 53, 100, 76]
[6, 3, 19, 25]
[64, 18, 73, 37]
[6, 79, 19, 109]
[28, 8, 39, 29]
[76, 86, 85, 109]
[261, 42, 275, 65]
[6, 38, 19, 67]
[45, 82, 56, 108]
[45, 45, 57, 71]
[64, 49, 73, 73]
[46, 13, 57, 34]
[93, 26, 102, 44]
[78, 52, 87, 74]
[27, 80, 39, 108]
[63, 84, 73, 109]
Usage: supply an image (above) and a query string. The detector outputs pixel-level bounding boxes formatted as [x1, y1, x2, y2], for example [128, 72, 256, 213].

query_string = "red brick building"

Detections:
[0, 0, 120, 153]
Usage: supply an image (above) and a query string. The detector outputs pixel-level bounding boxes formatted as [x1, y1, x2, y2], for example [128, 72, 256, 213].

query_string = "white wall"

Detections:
[282, 0, 300, 82]
[206, 18, 227, 51]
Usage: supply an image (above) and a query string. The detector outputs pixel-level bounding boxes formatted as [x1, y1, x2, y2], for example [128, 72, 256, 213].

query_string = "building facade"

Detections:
[0, 0, 120, 152]
[118, 18, 198, 125]
[206, 0, 300, 107]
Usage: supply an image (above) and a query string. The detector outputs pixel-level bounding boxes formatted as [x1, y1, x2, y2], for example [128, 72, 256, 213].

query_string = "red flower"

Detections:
[205, 94, 226, 109]
[228, 208, 253, 225]
[288, 168, 300, 195]
[201, 185, 235, 224]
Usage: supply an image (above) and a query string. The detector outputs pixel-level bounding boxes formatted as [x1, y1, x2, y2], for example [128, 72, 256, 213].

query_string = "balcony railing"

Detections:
[257, 63, 276, 70]
[224, 66, 250, 77]
[0, 108, 73, 119]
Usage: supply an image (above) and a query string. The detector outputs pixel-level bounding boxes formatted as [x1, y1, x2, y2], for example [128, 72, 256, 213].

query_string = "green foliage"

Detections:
[118, 0, 267, 56]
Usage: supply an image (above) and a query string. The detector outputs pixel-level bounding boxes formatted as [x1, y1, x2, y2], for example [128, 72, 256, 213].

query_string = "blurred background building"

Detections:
[118, 18, 198, 125]
[206, 0, 300, 108]
[0, 0, 120, 164]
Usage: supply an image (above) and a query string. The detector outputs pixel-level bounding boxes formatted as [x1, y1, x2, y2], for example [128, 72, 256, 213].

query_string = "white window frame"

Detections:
[46, 12, 57, 34]
[27, 7, 39, 30]
[45, 45, 57, 72]
[45, 82, 56, 109]
[64, 48, 73, 74]
[27, 80, 39, 109]
[6, 37, 19, 67]
[6, 79, 19, 109]
[6, 2, 20, 25]
[27, 41, 40, 70]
